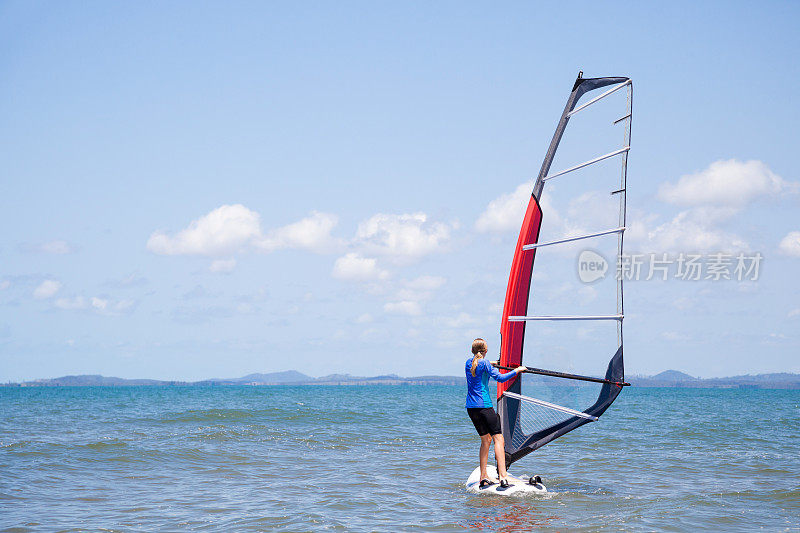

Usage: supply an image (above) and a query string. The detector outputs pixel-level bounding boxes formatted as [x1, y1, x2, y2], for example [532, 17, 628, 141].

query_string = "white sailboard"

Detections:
[465, 465, 546, 495]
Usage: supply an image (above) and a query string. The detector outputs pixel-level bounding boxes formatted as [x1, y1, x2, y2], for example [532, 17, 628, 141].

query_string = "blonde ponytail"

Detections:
[470, 338, 488, 377]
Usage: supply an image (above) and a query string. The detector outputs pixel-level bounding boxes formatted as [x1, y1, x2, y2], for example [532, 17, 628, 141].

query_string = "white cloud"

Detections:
[34, 280, 61, 299]
[147, 204, 262, 256]
[672, 297, 694, 311]
[55, 296, 134, 315]
[477, 173, 754, 254]
[658, 159, 794, 207]
[19, 240, 75, 254]
[475, 182, 568, 236]
[625, 160, 797, 254]
[391, 275, 447, 303]
[788, 309, 800, 319]
[577, 285, 597, 305]
[384, 301, 422, 316]
[635, 207, 749, 252]
[765, 332, 787, 344]
[778, 231, 800, 257]
[338, 273, 446, 317]
[531, 269, 549, 282]
[394, 288, 425, 302]
[0, 280, 9, 290]
[359, 327, 382, 341]
[354, 212, 456, 259]
[236, 303, 255, 314]
[147, 205, 339, 257]
[547, 282, 597, 305]
[566, 191, 619, 230]
[257, 211, 340, 254]
[106, 299, 135, 314]
[40, 240, 73, 254]
[479, 161, 788, 256]
[356, 313, 373, 323]
[332, 253, 389, 281]
[476, 182, 533, 233]
[209, 258, 237, 273]
[435, 330, 462, 348]
[55, 296, 87, 310]
[439, 312, 478, 328]
[623, 210, 658, 246]
[404, 275, 446, 291]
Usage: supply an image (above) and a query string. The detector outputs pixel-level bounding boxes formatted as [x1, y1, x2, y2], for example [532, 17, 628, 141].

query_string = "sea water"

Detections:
[1, 386, 798, 531]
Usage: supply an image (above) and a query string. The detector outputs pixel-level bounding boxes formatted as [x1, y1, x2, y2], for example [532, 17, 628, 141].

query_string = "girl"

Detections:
[465, 338, 525, 488]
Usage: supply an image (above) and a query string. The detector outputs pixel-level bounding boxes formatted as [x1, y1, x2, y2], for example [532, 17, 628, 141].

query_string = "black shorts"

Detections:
[467, 407, 502, 436]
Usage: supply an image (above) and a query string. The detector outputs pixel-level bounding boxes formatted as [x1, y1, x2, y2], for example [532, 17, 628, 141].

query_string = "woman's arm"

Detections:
[484, 360, 525, 383]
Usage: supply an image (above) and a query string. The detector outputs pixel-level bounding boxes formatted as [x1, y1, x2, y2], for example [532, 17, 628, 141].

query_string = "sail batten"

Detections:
[508, 314, 623, 322]
[521, 226, 625, 250]
[566, 80, 631, 117]
[542, 146, 630, 182]
[496, 73, 632, 468]
[503, 392, 599, 420]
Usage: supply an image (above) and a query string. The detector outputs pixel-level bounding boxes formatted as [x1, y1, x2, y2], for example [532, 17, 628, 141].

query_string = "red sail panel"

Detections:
[497, 194, 543, 399]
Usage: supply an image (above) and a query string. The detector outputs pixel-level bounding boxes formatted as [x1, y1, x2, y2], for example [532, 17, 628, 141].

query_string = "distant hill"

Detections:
[4, 370, 799, 389]
[19, 375, 187, 387]
[9, 372, 463, 387]
[311, 374, 463, 386]
[196, 370, 313, 385]
[630, 371, 800, 389]
[238, 370, 310, 383]
[650, 370, 698, 382]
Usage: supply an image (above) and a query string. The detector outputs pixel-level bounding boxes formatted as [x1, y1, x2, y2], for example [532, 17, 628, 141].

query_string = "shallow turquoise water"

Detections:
[1, 386, 798, 531]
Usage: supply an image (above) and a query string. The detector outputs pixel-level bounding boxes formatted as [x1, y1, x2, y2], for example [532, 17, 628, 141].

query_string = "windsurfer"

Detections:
[465, 338, 526, 488]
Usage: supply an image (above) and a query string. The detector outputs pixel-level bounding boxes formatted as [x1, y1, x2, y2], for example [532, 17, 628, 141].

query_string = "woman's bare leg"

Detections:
[492, 433, 508, 479]
[479, 434, 492, 480]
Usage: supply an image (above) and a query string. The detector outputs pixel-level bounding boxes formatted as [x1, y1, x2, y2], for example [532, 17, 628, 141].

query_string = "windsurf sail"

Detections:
[496, 73, 632, 468]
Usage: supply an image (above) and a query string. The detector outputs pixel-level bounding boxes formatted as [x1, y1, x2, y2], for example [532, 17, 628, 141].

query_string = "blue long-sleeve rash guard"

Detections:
[465, 357, 517, 408]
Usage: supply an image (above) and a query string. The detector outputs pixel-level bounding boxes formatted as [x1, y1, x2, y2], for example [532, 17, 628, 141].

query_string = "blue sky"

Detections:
[1, 1, 799, 381]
